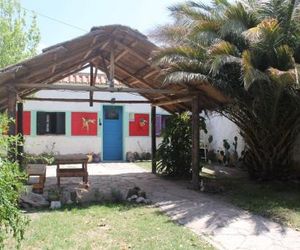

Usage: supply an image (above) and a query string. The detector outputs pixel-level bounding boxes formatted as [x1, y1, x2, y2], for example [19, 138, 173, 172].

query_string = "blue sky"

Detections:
[19, 0, 185, 49]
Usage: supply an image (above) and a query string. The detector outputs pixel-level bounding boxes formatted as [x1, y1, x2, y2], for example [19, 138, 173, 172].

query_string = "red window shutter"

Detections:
[129, 113, 149, 136]
[71, 112, 98, 136]
[16, 111, 31, 135]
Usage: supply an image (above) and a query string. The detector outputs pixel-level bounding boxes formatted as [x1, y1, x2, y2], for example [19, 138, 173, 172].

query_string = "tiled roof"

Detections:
[58, 72, 123, 86]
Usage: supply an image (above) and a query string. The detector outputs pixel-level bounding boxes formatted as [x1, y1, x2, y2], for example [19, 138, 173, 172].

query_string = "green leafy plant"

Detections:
[0, 0, 40, 68]
[153, 0, 300, 180]
[207, 135, 216, 162]
[0, 113, 28, 248]
[156, 112, 206, 177]
[233, 136, 238, 153]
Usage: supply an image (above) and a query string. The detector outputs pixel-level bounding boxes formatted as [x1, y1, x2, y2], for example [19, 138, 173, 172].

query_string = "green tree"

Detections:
[153, 0, 300, 180]
[0, 114, 28, 248]
[0, 0, 40, 68]
[0, 0, 40, 247]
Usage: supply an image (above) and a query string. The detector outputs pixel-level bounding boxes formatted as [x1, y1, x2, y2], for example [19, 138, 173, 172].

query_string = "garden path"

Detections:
[45, 162, 300, 250]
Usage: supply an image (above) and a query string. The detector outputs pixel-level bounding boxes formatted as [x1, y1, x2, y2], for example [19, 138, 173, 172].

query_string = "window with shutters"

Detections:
[37, 112, 66, 135]
[156, 114, 169, 136]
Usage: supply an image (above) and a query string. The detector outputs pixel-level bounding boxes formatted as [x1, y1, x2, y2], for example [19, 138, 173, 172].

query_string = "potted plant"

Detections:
[223, 139, 230, 166]
[207, 135, 216, 164]
[232, 136, 239, 163]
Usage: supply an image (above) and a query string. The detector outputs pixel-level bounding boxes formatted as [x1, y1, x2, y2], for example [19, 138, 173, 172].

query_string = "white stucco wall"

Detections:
[23, 89, 168, 159]
[23, 88, 250, 160]
[24, 136, 100, 155]
[204, 112, 245, 155]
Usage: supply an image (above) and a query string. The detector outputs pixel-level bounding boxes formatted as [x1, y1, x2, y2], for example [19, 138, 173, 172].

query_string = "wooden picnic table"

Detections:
[54, 154, 89, 187]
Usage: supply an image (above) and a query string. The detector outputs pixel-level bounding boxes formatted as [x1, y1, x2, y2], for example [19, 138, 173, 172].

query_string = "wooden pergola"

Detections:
[0, 25, 228, 189]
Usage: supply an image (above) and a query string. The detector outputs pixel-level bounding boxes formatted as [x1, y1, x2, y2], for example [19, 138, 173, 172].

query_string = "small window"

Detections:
[156, 114, 169, 136]
[105, 108, 119, 120]
[37, 112, 65, 135]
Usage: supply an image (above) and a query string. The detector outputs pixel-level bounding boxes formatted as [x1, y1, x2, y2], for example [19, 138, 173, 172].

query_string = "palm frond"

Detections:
[267, 67, 297, 86]
[210, 41, 240, 57]
[242, 50, 270, 89]
[163, 71, 210, 85]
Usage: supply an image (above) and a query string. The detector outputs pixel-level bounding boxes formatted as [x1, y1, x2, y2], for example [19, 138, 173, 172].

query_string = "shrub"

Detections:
[0, 113, 28, 248]
[156, 112, 206, 177]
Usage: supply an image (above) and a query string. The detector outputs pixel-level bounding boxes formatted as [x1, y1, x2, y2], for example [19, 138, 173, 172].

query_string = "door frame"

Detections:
[102, 105, 124, 161]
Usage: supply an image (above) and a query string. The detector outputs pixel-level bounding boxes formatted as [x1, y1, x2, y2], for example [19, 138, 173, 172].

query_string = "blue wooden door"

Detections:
[103, 106, 123, 160]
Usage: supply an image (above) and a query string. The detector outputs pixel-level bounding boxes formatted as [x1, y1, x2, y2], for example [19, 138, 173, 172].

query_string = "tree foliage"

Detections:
[0, 0, 40, 68]
[157, 112, 206, 177]
[0, 114, 28, 248]
[153, 0, 300, 180]
[0, 0, 40, 247]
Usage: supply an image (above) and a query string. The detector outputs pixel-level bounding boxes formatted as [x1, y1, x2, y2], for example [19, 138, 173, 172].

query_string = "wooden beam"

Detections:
[16, 83, 188, 94]
[9, 39, 109, 85]
[151, 106, 157, 174]
[191, 95, 200, 189]
[109, 40, 115, 88]
[22, 97, 151, 104]
[7, 86, 17, 162]
[153, 96, 192, 107]
[115, 50, 128, 62]
[89, 64, 94, 107]
[144, 70, 159, 79]
[17, 102, 24, 167]
[92, 57, 189, 112]
[115, 40, 152, 65]
[7, 86, 17, 136]
[16, 64, 91, 101]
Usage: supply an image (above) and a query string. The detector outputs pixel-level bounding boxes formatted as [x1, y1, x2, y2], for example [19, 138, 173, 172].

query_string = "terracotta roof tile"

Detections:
[58, 72, 122, 86]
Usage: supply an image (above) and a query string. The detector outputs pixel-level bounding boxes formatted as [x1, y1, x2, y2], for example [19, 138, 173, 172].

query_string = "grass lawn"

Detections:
[135, 161, 152, 171]
[136, 161, 300, 230]
[218, 177, 300, 230]
[202, 165, 300, 230]
[6, 204, 214, 250]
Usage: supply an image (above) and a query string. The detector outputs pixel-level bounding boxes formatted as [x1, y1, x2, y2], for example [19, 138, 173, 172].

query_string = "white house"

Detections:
[22, 72, 244, 161]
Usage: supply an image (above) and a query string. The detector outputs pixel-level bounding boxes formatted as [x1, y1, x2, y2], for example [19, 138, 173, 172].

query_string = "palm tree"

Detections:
[153, 0, 300, 181]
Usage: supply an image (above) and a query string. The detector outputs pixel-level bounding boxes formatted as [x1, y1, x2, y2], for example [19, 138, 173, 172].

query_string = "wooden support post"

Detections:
[151, 106, 157, 174]
[7, 86, 17, 161]
[109, 40, 115, 88]
[17, 102, 24, 166]
[191, 95, 200, 189]
[7, 86, 17, 136]
[89, 65, 94, 107]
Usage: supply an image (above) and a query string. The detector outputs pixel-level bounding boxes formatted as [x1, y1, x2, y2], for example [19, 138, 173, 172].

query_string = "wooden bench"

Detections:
[54, 154, 89, 187]
[26, 164, 47, 193]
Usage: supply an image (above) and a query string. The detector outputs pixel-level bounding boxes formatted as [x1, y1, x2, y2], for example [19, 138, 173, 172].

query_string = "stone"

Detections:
[136, 196, 146, 203]
[130, 195, 138, 200]
[126, 187, 140, 199]
[144, 199, 151, 204]
[20, 191, 50, 208]
[126, 152, 135, 162]
[138, 190, 146, 198]
[50, 201, 61, 209]
[61, 190, 73, 205]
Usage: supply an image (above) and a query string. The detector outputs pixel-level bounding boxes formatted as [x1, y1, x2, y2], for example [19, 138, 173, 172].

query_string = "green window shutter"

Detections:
[37, 112, 46, 135]
[56, 112, 66, 135]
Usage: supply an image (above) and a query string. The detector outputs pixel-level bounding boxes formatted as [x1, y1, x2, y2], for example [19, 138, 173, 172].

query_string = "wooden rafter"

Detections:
[15, 83, 191, 94]
[22, 97, 151, 104]
[153, 96, 192, 107]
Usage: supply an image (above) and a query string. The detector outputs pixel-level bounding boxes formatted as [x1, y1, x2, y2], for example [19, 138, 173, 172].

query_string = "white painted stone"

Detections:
[50, 201, 61, 209]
